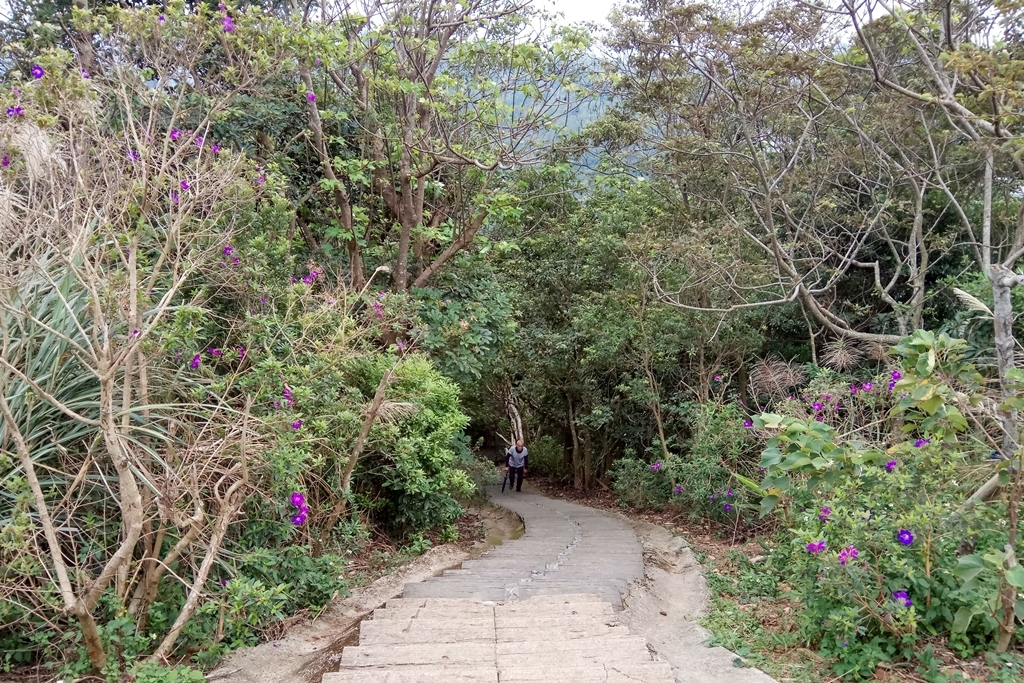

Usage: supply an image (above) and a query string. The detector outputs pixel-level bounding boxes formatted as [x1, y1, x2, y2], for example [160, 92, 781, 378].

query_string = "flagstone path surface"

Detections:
[323, 486, 778, 683]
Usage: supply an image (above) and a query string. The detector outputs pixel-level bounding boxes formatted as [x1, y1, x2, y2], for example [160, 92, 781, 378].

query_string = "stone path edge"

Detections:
[563, 497, 781, 683]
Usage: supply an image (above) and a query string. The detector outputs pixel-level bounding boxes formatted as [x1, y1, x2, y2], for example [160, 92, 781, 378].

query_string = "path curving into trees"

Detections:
[402, 486, 645, 608]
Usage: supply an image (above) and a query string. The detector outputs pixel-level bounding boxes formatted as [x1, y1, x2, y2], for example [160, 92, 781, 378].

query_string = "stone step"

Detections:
[493, 615, 619, 629]
[322, 665, 497, 682]
[340, 642, 495, 667]
[495, 623, 625, 642]
[494, 602, 613, 617]
[400, 584, 508, 600]
[359, 619, 495, 645]
[497, 662, 674, 682]
[494, 635, 651, 657]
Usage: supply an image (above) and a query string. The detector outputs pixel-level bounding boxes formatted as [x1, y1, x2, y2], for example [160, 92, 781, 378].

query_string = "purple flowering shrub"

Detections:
[781, 444, 1016, 676]
[611, 403, 758, 518]
[751, 332, 1024, 670]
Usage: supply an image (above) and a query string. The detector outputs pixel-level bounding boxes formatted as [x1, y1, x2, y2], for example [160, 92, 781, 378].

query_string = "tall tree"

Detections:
[293, 0, 592, 290]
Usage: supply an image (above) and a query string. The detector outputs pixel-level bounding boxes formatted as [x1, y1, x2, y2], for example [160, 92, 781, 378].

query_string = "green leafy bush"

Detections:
[673, 403, 757, 521]
[132, 662, 207, 683]
[610, 457, 671, 510]
[527, 435, 570, 480]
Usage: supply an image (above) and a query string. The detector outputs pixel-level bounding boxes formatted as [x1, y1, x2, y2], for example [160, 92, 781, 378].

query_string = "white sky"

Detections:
[540, 0, 621, 26]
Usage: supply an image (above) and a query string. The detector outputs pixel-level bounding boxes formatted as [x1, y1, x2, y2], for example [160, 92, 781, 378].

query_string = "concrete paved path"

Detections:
[324, 485, 777, 682]
[403, 487, 643, 609]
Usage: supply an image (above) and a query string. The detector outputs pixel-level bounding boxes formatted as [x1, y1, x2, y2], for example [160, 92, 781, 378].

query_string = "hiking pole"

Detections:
[501, 471, 508, 493]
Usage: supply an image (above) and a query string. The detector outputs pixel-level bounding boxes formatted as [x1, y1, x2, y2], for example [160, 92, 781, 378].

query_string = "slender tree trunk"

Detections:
[909, 183, 927, 330]
[150, 481, 244, 660]
[568, 397, 582, 490]
[990, 273, 1021, 455]
[583, 436, 593, 490]
[316, 364, 395, 553]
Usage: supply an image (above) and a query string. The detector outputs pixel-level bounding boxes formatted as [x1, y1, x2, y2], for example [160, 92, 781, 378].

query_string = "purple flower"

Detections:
[194, 135, 204, 147]
[714, 374, 722, 380]
[726, 489, 733, 497]
[373, 300, 384, 317]
[743, 420, 752, 428]
[710, 493, 716, 501]
[819, 506, 831, 522]
[892, 590, 912, 608]
[806, 540, 826, 554]
[190, 354, 201, 369]
[260, 296, 267, 303]
[814, 415, 823, 422]
[237, 346, 245, 359]
[290, 512, 307, 526]
[6, 106, 24, 117]
[291, 420, 303, 430]
[232, 257, 239, 266]
[208, 348, 223, 357]
[651, 461, 662, 472]
[170, 128, 181, 141]
[127, 149, 140, 162]
[885, 460, 898, 472]
[914, 438, 930, 448]
[396, 339, 407, 352]
[850, 385, 858, 395]
[158, 15, 166, 23]
[131, 329, 140, 337]
[723, 503, 732, 512]
[290, 491, 305, 508]
[306, 91, 316, 103]
[1, 155, 8, 168]
[223, 245, 234, 256]
[219, 2, 227, 10]
[812, 402, 822, 412]
[862, 382, 873, 392]
[897, 529, 914, 546]
[838, 545, 859, 565]
[889, 370, 902, 391]
[212, 144, 222, 154]
[255, 172, 265, 186]
[170, 188, 180, 203]
[30, 65, 44, 79]
[81, 69, 90, 79]
[222, 16, 236, 33]
[674, 485, 682, 494]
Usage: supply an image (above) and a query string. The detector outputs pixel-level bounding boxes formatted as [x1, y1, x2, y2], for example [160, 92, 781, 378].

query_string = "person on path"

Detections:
[505, 440, 528, 492]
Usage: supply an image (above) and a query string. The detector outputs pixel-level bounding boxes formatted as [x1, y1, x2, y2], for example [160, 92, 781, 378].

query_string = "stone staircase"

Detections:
[321, 488, 675, 682]
[322, 595, 675, 682]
